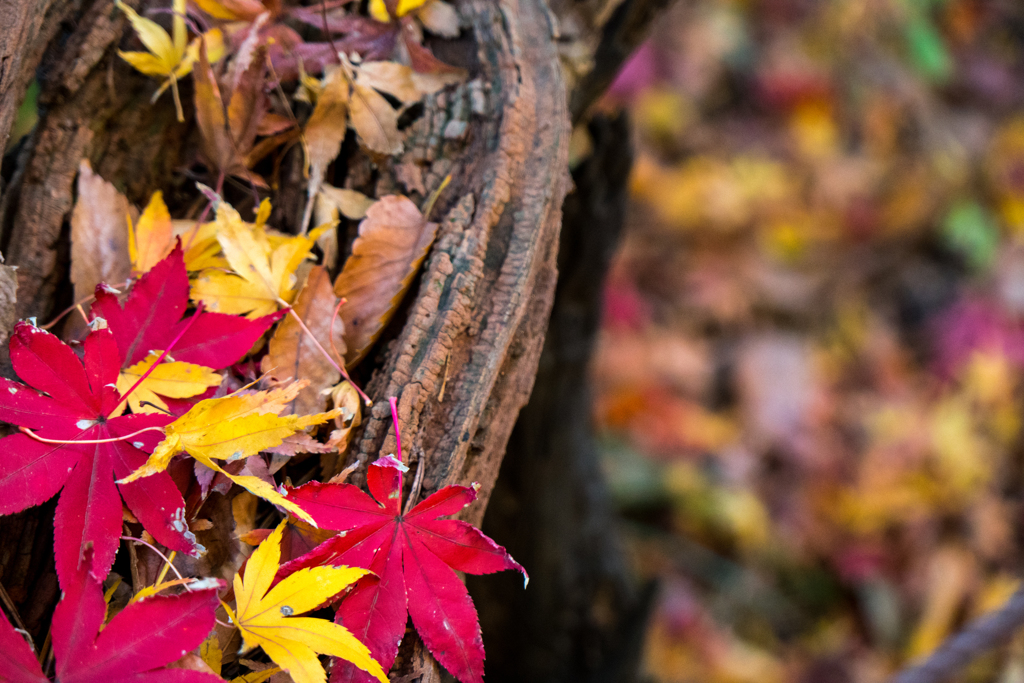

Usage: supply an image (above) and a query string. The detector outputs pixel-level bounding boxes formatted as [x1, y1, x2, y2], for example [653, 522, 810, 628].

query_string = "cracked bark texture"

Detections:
[471, 112, 655, 683]
[0, 0, 672, 678]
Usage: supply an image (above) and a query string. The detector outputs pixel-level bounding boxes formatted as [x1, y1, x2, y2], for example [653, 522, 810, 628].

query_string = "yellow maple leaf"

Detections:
[132, 192, 262, 274]
[368, 0, 460, 38]
[175, 218, 228, 271]
[369, 0, 429, 21]
[190, 203, 329, 319]
[116, 0, 225, 121]
[223, 521, 388, 683]
[129, 192, 174, 274]
[116, 350, 222, 415]
[192, 0, 268, 21]
[118, 381, 340, 523]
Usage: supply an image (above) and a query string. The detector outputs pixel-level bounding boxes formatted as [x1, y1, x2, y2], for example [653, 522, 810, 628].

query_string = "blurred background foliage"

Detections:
[591, 0, 1024, 680]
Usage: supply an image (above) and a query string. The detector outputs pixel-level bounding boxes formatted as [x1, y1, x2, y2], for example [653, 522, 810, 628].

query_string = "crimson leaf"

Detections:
[283, 455, 527, 683]
[0, 322, 198, 588]
[91, 244, 283, 371]
[0, 551, 223, 682]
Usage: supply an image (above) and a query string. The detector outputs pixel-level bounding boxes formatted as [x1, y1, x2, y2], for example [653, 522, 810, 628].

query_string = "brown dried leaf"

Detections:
[194, 41, 234, 175]
[349, 81, 404, 155]
[324, 380, 362, 452]
[317, 184, 376, 220]
[354, 61, 421, 103]
[333, 195, 438, 365]
[304, 66, 350, 203]
[418, 0, 460, 37]
[167, 653, 219, 675]
[226, 46, 269, 160]
[70, 160, 133, 327]
[261, 266, 347, 414]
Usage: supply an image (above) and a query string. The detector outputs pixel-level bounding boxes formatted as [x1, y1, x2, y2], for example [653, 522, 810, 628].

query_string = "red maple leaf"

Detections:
[283, 403, 527, 683]
[0, 322, 198, 588]
[0, 551, 223, 682]
[91, 244, 283, 372]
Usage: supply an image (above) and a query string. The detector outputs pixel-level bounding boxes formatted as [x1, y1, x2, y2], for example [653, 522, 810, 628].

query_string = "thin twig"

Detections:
[39, 630, 52, 671]
[321, 0, 344, 63]
[43, 281, 129, 330]
[403, 451, 424, 515]
[887, 585, 1024, 683]
[0, 581, 30, 647]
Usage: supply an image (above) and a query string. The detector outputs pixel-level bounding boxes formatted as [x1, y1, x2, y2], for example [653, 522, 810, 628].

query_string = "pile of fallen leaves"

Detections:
[595, 1, 1024, 682]
[0, 1, 525, 682]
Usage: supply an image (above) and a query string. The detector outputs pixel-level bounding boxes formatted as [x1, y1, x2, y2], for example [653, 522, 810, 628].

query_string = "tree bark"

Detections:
[473, 112, 656, 683]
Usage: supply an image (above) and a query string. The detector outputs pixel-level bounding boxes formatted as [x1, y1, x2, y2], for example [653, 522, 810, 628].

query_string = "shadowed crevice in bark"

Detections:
[473, 112, 656, 683]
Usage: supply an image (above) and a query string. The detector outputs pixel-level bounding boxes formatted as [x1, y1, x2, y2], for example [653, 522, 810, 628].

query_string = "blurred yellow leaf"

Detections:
[115, 0, 224, 120]
[906, 546, 976, 660]
[129, 191, 174, 274]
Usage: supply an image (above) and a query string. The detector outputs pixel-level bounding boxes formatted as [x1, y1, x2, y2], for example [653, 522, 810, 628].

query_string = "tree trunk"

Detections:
[0, 0, 671, 679]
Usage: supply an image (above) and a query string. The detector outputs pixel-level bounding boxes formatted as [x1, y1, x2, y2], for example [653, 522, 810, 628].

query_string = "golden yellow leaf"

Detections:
[200, 635, 223, 676]
[194, 0, 267, 21]
[190, 203, 328, 318]
[129, 192, 175, 274]
[118, 381, 339, 522]
[130, 577, 197, 603]
[906, 546, 977, 660]
[174, 218, 228, 271]
[369, 0, 429, 21]
[116, 0, 224, 120]
[223, 522, 387, 683]
[230, 667, 283, 683]
[334, 195, 438, 366]
[116, 350, 223, 415]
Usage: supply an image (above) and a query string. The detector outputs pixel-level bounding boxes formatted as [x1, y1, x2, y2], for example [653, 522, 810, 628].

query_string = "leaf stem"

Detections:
[422, 173, 452, 220]
[321, 0, 344, 64]
[42, 281, 129, 330]
[389, 396, 401, 461]
[170, 73, 184, 123]
[19, 425, 166, 445]
[109, 302, 206, 416]
[284, 305, 371, 405]
[121, 536, 185, 581]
